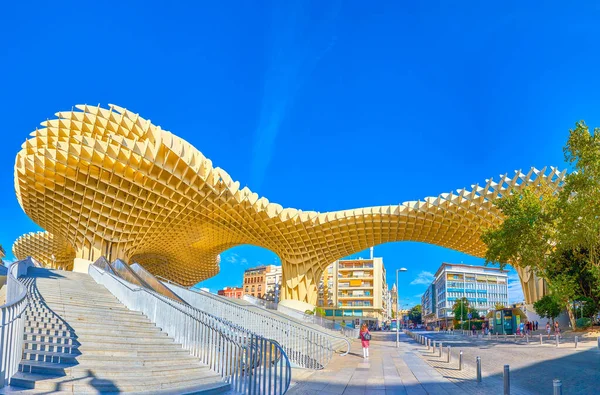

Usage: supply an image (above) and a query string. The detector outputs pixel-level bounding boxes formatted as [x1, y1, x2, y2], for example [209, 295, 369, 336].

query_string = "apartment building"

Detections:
[217, 286, 244, 299]
[317, 255, 390, 327]
[265, 265, 282, 302]
[243, 264, 281, 300]
[421, 283, 436, 325]
[421, 263, 509, 327]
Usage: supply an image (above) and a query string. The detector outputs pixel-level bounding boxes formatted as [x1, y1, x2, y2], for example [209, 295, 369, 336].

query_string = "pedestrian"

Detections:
[360, 323, 371, 359]
[472, 324, 476, 336]
[535, 321, 539, 331]
[546, 322, 551, 338]
[554, 321, 561, 339]
[519, 321, 525, 337]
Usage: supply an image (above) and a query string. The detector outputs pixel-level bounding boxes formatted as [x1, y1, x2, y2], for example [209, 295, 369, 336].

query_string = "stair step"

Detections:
[10, 372, 229, 393]
[24, 320, 159, 332]
[26, 312, 150, 323]
[23, 332, 175, 345]
[22, 350, 78, 364]
[26, 304, 141, 315]
[23, 334, 77, 344]
[19, 359, 211, 377]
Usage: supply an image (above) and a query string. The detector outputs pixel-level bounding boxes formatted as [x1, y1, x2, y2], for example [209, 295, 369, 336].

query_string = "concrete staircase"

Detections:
[7, 268, 230, 394]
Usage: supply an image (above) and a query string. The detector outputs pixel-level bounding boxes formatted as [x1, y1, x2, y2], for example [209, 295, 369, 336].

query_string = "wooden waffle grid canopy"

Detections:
[12, 231, 75, 270]
[13, 104, 566, 305]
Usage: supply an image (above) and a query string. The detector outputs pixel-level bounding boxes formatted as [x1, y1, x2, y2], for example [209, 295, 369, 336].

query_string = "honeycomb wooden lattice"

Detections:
[13, 104, 565, 305]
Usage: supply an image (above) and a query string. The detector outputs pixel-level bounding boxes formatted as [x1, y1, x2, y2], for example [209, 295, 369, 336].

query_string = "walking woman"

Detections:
[360, 323, 371, 359]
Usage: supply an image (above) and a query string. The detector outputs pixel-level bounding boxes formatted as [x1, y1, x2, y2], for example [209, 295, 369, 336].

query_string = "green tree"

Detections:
[482, 121, 600, 329]
[408, 305, 422, 324]
[533, 295, 562, 324]
[574, 296, 599, 320]
[452, 298, 480, 323]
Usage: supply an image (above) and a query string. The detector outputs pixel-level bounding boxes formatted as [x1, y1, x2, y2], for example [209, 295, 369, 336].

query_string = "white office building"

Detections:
[422, 263, 509, 327]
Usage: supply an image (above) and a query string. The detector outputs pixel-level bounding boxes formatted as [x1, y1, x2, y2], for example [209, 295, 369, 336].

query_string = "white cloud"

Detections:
[222, 253, 249, 266]
[224, 253, 239, 264]
[507, 272, 524, 304]
[410, 271, 434, 286]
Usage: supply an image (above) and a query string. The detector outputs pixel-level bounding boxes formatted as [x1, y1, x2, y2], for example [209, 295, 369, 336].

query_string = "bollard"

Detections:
[503, 365, 510, 395]
[540, 334, 543, 345]
[504, 334, 507, 341]
[476, 356, 482, 383]
[526, 334, 529, 344]
[598, 337, 600, 349]
[575, 336, 578, 349]
[556, 335, 559, 347]
[514, 333, 517, 342]
[553, 379, 562, 395]
[447, 345, 451, 363]
[496, 332, 499, 340]
[427, 338, 430, 350]
[439, 342, 443, 357]
[459, 351, 463, 370]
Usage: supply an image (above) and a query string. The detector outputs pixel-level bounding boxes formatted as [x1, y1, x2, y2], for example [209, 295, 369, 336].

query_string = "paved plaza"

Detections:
[288, 330, 600, 394]
[287, 332, 461, 395]
[416, 330, 600, 394]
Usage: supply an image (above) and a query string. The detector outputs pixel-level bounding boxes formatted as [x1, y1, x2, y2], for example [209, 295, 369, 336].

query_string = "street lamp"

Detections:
[396, 268, 408, 348]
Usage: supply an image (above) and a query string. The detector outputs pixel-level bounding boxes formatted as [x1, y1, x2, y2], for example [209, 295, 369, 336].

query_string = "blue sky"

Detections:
[2, 2, 600, 306]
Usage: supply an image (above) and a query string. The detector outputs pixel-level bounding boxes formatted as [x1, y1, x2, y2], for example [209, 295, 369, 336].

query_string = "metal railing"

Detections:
[0, 258, 34, 387]
[89, 264, 291, 394]
[157, 276, 350, 368]
[276, 304, 360, 339]
[243, 294, 278, 310]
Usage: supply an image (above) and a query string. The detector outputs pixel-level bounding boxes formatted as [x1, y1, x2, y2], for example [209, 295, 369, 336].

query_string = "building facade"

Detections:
[217, 286, 244, 299]
[422, 263, 509, 327]
[316, 257, 390, 326]
[265, 265, 282, 302]
[421, 283, 436, 325]
[243, 265, 281, 300]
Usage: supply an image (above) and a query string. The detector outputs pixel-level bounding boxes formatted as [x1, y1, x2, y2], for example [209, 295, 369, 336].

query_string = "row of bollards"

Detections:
[406, 330, 565, 394]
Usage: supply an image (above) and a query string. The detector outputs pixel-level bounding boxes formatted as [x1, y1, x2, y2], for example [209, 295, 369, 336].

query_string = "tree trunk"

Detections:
[565, 302, 577, 329]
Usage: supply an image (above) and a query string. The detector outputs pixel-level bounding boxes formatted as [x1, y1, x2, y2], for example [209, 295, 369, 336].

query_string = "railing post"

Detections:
[447, 345, 451, 363]
[476, 356, 482, 383]
[553, 379, 562, 395]
[504, 365, 510, 395]
[556, 335, 559, 347]
[459, 351, 463, 370]
[575, 336, 578, 348]
[540, 334, 543, 345]
[439, 342, 443, 357]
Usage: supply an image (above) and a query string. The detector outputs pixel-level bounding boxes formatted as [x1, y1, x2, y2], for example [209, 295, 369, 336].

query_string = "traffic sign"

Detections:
[467, 313, 472, 319]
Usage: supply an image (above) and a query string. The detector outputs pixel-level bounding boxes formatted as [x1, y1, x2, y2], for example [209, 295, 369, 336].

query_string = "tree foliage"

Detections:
[452, 298, 480, 323]
[482, 122, 600, 329]
[408, 305, 422, 324]
[533, 295, 561, 323]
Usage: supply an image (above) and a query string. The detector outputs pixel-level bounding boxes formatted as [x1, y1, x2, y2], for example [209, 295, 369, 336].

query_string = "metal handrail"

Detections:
[90, 264, 291, 394]
[243, 294, 278, 310]
[157, 275, 352, 341]
[156, 276, 350, 365]
[0, 258, 33, 388]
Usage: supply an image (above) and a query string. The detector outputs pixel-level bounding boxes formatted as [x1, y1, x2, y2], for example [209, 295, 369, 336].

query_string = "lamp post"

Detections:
[396, 267, 408, 348]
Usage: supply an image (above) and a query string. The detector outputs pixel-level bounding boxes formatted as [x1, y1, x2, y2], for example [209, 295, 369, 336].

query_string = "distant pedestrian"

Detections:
[535, 321, 539, 331]
[554, 321, 561, 339]
[519, 321, 525, 337]
[360, 323, 371, 359]
[472, 324, 476, 335]
[546, 322, 551, 338]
